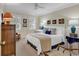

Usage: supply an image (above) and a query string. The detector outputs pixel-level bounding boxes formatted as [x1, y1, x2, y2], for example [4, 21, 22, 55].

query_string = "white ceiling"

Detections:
[1, 3, 79, 16]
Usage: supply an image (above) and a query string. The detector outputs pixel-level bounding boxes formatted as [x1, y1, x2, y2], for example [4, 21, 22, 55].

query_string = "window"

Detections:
[29, 18, 36, 29]
[40, 20, 46, 27]
[68, 18, 79, 34]
[68, 18, 79, 26]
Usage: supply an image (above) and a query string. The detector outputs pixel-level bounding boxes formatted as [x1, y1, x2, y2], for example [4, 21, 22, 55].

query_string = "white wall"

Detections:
[10, 13, 37, 40]
[19, 15, 36, 39]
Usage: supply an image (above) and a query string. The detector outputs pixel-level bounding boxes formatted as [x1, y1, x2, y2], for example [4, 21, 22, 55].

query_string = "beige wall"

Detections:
[11, 13, 37, 40]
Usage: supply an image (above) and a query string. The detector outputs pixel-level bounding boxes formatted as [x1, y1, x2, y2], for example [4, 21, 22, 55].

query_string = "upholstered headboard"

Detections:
[43, 27, 65, 36]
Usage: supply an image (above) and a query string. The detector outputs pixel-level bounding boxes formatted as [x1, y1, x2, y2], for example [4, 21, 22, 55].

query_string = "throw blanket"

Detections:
[31, 33, 51, 52]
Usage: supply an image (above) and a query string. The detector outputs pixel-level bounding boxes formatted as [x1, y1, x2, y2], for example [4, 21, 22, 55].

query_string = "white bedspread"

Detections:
[26, 33, 64, 55]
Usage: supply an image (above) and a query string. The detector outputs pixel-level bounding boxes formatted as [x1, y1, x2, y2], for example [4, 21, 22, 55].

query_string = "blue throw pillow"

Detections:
[45, 30, 51, 35]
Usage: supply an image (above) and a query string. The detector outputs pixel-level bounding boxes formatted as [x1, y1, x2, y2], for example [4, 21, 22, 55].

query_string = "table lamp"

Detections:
[3, 12, 13, 24]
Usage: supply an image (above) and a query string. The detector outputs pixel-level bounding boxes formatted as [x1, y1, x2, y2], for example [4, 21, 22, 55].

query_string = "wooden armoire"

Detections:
[1, 24, 16, 56]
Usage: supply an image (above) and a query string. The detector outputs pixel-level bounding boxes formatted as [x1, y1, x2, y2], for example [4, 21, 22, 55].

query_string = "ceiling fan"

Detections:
[34, 3, 44, 9]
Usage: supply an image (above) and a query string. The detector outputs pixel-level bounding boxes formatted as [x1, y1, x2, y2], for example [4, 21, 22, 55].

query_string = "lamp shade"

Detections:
[3, 12, 13, 18]
[3, 12, 13, 24]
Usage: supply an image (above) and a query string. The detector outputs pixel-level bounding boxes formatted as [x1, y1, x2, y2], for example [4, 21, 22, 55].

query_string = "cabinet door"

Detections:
[1, 25, 16, 56]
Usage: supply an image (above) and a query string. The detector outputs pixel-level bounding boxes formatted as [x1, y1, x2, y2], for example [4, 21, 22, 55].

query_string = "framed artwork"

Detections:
[47, 20, 51, 24]
[52, 20, 56, 24]
[23, 19, 27, 27]
[58, 18, 64, 24]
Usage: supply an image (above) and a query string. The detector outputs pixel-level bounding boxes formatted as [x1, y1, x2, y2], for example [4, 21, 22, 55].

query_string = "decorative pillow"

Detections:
[43, 28, 56, 35]
[45, 30, 51, 34]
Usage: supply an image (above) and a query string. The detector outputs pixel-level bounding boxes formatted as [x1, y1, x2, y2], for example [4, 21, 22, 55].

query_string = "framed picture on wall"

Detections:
[23, 19, 27, 27]
[52, 20, 56, 24]
[58, 18, 64, 24]
[47, 20, 51, 24]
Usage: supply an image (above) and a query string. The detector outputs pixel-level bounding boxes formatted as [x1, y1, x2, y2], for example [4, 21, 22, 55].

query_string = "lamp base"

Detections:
[70, 33, 78, 37]
[4, 21, 10, 24]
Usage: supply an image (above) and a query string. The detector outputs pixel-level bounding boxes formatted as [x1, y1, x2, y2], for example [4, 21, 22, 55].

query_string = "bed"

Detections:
[25, 32, 64, 55]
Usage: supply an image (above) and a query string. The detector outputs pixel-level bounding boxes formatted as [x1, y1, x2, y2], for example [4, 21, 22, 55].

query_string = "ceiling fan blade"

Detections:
[34, 3, 38, 9]
[34, 3, 44, 9]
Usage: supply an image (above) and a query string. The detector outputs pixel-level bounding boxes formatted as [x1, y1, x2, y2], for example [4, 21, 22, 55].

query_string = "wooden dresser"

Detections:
[1, 24, 16, 56]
